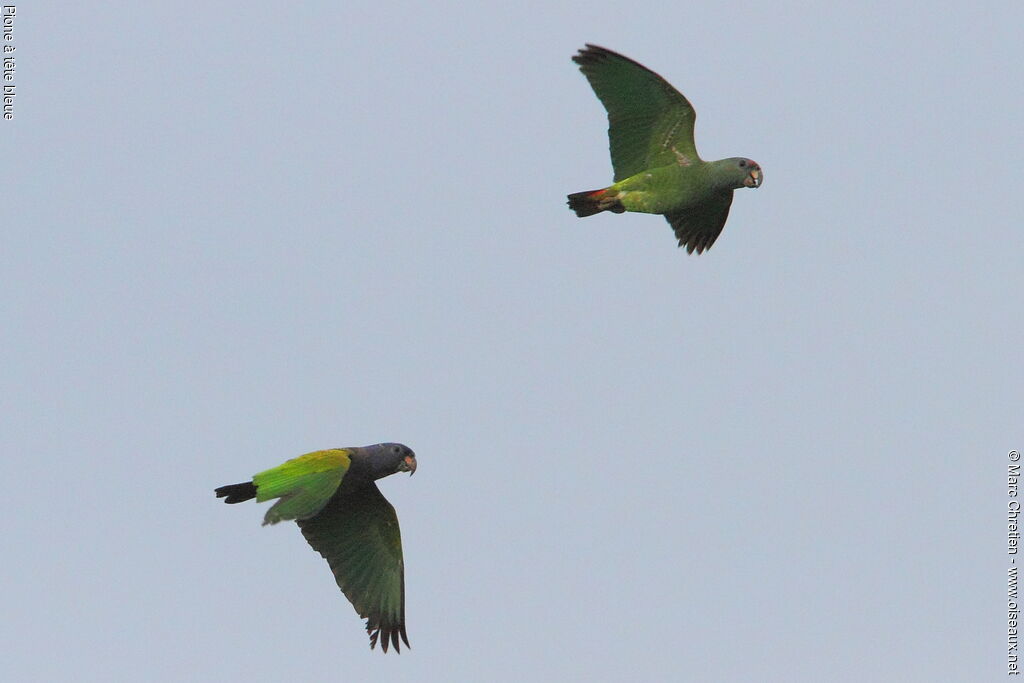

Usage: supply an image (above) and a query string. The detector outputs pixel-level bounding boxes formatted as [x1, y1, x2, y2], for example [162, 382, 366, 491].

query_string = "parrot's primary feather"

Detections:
[573, 43, 699, 182]
[665, 191, 734, 255]
[298, 481, 409, 653]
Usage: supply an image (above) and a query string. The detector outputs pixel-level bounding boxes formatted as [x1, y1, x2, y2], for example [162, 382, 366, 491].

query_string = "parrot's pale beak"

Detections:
[400, 455, 417, 475]
[745, 167, 762, 188]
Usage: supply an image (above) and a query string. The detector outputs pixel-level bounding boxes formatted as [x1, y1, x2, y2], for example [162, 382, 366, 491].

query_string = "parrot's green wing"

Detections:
[665, 191, 734, 254]
[253, 449, 351, 526]
[574, 44, 700, 182]
[297, 481, 408, 653]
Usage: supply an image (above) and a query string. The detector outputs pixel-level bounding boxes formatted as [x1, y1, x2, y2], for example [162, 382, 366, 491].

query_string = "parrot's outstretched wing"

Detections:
[252, 449, 351, 525]
[573, 44, 700, 181]
[298, 482, 408, 653]
[665, 191, 734, 254]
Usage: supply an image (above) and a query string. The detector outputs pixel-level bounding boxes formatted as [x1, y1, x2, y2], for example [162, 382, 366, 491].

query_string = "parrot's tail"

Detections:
[567, 188, 625, 217]
[215, 481, 258, 504]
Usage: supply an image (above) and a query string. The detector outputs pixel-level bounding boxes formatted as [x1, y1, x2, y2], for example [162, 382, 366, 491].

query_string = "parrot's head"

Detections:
[374, 442, 417, 476]
[715, 157, 762, 190]
[737, 158, 762, 188]
[712, 158, 761, 191]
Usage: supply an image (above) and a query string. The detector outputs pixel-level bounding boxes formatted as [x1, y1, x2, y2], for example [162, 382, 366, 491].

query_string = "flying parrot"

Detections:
[215, 443, 417, 653]
[567, 44, 763, 254]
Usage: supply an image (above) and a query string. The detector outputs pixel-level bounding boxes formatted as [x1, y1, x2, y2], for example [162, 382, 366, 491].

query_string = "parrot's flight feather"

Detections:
[573, 44, 700, 182]
[298, 481, 409, 653]
[665, 191, 734, 254]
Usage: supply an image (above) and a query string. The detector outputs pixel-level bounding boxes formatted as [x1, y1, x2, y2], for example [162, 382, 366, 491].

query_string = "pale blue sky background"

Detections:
[4, 2, 1021, 680]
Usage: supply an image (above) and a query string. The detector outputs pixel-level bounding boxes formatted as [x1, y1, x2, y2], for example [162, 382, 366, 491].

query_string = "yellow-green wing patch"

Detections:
[253, 449, 351, 525]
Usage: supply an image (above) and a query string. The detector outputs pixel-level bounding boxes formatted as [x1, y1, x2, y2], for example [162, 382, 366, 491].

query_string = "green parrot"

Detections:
[567, 44, 762, 254]
[215, 443, 417, 653]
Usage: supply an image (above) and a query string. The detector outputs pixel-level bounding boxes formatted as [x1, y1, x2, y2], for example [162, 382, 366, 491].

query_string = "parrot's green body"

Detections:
[568, 44, 763, 254]
[605, 162, 750, 215]
[216, 443, 417, 653]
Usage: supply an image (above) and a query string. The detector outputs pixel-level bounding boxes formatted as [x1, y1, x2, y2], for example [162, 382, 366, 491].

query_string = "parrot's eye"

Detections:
[739, 160, 747, 167]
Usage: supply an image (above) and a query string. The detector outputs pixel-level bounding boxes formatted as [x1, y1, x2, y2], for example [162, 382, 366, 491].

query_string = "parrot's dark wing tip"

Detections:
[369, 623, 410, 654]
[572, 44, 612, 67]
[572, 44, 655, 81]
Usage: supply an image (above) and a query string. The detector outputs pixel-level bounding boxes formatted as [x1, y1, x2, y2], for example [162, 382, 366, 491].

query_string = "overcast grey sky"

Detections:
[4, 2, 1022, 680]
